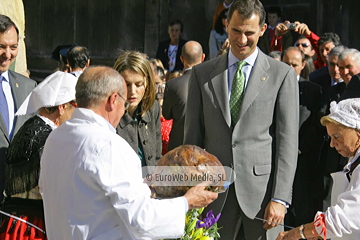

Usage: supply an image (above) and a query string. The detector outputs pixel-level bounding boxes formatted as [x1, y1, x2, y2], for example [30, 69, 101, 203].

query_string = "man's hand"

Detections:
[275, 21, 290, 38]
[294, 21, 311, 36]
[184, 182, 218, 209]
[263, 201, 286, 230]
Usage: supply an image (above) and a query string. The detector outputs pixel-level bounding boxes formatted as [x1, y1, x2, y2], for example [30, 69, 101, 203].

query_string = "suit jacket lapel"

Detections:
[210, 53, 231, 127]
[8, 71, 25, 135]
[0, 114, 8, 141]
[238, 51, 269, 121]
[8, 71, 23, 113]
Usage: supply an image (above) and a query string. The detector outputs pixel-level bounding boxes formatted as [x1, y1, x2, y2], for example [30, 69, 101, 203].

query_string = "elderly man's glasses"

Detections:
[117, 93, 130, 110]
[294, 43, 310, 48]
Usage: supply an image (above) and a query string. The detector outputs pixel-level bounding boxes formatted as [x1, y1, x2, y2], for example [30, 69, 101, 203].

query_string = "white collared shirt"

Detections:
[332, 78, 344, 86]
[39, 108, 187, 240]
[37, 114, 57, 130]
[227, 47, 258, 99]
[1, 71, 15, 136]
[267, 22, 281, 30]
[223, 0, 233, 8]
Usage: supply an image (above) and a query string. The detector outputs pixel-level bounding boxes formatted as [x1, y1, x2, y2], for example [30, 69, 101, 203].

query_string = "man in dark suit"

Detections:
[325, 46, 348, 105]
[156, 20, 187, 73]
[312, 45, 347, 106]
[309, 32, 342, 80]
[184, 0, 299, 239]
[282, 47, 324, 226]
[0, 15, 37, 202]
[162, 41, 205, 151]
[337, 49, 360, 102]
[66, 45, 91, 78]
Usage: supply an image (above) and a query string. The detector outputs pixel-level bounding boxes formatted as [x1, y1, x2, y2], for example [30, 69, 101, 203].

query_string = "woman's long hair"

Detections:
[215, 9, 228, 35]
[113, 51, 156, 116]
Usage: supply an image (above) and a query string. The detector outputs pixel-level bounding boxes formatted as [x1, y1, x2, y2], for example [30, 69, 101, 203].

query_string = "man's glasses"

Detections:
[294, 43, 310, 48]
[117, 93, 130, 110]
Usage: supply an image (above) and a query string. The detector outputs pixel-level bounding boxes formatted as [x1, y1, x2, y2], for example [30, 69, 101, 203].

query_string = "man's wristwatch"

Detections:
[299, 224, 306, 239]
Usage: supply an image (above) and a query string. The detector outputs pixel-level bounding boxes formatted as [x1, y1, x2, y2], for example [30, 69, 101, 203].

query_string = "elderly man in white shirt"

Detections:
[39, 66, 218, 240]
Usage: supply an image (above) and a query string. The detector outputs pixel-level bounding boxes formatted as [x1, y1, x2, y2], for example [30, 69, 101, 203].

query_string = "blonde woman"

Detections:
[114, 51, 161, 166]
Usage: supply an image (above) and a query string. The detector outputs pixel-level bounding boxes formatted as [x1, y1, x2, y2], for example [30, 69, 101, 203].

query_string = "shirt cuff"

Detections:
[271, 198, 289, 208]
[181, 196, 189, 213]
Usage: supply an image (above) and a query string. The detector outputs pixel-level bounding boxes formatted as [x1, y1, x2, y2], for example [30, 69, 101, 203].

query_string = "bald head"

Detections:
[76, 66, 124, 108]
[181, 41, 204, 67]
[281, 47, 306, 76]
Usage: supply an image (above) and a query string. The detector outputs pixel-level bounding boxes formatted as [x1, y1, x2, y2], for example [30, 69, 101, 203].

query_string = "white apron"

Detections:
[329, 168, 359, 240]
[330, 171, 349, 207]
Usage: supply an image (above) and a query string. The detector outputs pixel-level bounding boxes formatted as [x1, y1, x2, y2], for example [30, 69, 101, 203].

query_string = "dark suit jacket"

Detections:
[309, 66, 329, 81]
[155, 38, 187, 72]
[0, 70, 36, 202]
[329, 82, 346, 104]
[339, 74, 360, 101]
[291, 78, 324, 225]
[310, 69, 331, 105]
[257, 30, 292, 54]
[162, 69, 191, 151]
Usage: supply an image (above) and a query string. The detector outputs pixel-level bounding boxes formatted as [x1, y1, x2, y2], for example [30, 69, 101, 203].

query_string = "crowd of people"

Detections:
[0, 0, 360, 239]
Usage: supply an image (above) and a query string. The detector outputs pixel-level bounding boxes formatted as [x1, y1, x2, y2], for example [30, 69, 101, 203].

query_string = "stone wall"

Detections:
[22, 0, 358, 80]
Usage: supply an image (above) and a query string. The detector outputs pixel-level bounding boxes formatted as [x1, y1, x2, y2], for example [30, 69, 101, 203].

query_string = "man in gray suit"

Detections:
[0, 15, 36, 202]
[162, 41, 205, 151]
[183, 0, 299, 239]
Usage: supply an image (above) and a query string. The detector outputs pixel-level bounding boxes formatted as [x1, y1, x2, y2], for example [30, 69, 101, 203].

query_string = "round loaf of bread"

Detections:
[151, 145, 225, 198]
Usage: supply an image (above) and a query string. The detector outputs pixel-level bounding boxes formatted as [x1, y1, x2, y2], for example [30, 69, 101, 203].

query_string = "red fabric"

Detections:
[0, 216, 47, 240]
[306, 31, 326, 69]
[161, 117, 173, 155]
[270, 35, 283, 52]
[267, 28, 276, 43]
[314, 213, 326, 239]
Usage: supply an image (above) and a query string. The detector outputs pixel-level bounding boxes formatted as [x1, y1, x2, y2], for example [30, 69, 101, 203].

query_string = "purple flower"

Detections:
[196, 220, 206, 229]
[202, 210, 221, 229]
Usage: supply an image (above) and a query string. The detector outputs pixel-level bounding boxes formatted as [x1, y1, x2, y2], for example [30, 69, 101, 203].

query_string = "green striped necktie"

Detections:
[230, 60, 246, 126]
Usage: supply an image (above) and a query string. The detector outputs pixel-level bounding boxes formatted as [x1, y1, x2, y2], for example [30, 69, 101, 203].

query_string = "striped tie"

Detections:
[230, 61, 246, 126]
[0, 76, 9, 134]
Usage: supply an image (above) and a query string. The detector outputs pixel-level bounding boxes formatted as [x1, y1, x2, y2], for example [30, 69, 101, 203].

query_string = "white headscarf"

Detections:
[16, 71, 78, 116]
[328, 98, 360, 130]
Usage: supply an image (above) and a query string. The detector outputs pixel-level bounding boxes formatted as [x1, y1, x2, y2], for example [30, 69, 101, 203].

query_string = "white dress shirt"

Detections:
[1, 71, 15, 136]
[227, 47, 258, 98]
[39, 108, 187, 240]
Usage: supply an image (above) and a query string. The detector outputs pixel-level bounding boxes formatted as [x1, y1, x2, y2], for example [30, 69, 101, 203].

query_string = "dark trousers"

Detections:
[218, 184, 282, 240]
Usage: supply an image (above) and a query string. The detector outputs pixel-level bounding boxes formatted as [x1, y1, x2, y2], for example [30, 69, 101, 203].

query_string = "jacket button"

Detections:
[143, 140, 146, 145]
[232, 144, 236, 148]
[148, 156, 152, 160]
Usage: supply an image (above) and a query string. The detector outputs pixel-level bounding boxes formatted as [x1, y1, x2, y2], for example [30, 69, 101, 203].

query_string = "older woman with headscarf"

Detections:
[0, 72, 77, 240]
[277, 98, 360, 240]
